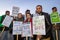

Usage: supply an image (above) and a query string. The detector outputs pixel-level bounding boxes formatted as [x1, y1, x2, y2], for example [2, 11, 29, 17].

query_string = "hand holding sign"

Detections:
[1, 16, 13, 37]
[2, 15, 13, 27]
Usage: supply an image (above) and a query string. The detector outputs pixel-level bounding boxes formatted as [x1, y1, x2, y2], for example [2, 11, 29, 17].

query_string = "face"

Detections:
[26, 14, 31, 19]
[18, 13, 22, 18]
[6, 12, 10, 16]
[36, 6, 42, 13]
[52, 8, 57, 12]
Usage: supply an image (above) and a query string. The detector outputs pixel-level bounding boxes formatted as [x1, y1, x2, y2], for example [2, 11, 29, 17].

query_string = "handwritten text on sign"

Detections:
[2, 15, 13, 27]
[22, 23, 32, 37]
[12, 6, 20, 16]
[13, 21, 22, 35]
[33, 15, 46, 35]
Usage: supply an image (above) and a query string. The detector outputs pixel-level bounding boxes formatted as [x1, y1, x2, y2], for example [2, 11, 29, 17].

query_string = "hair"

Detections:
[5, 11, 10, 14]
[18, 13, 23, 17]
[17, 13, 24, 18]
[36, 5, 42, 13]
[26, 13, 31, 17]
[18, 13, 22, 15]
[25, 9, 30, 14]
[52, 7, 57, 11]
[36, 5, 42, 8]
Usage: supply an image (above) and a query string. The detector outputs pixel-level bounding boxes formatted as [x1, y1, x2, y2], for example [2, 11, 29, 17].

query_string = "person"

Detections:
[25, 9, 33, 17]
[13, 13, 24, 40]
[23, 12, 33, 40]
[24, 9, 31, 20]
[16, 13, 24, 21]
[0, 11, 11, 40]
[0, 16, 4, 32]
[33, 5, 54, 40]
[50, 7, 60, 40]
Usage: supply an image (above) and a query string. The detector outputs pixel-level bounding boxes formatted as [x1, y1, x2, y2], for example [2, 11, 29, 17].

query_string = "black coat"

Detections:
[41, 12, 53, 39]
[33, 12, 54, 40]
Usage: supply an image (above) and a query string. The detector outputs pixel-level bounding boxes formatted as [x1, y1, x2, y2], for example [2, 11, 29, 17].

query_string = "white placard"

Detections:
[2, 15, 13, 27]
[22, 23, 32, 37]
[13, 21, 23, 35]
[33, 15, 46, 35]
[12, 6, 20, 16]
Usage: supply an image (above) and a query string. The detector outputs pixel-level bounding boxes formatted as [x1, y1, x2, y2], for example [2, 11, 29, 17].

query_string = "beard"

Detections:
[36, 11, 42, 14]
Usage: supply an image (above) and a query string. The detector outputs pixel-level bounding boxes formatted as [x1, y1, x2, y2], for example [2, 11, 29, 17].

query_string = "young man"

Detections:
[33, 5, 54, 40]
[51, 7, 60, 40]
[0, 11, 10, 40]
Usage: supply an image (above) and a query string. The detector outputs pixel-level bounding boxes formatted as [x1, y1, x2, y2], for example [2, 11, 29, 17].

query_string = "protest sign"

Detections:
[2, 15, 13, 27]
[12, 6, 20, 16]
[33, 15, 46, 35]
[13, 21, 22, 35]
[50, 12, 60, 24]
[22, 23, 32, 37]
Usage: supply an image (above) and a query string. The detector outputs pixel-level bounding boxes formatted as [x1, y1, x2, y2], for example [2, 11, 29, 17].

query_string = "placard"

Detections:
[12, 6, 20, 16]
[13, 21, 22, 35]
[22, 23, 32, 37]
[2, 15, 13, 27]
[33, 15, 46, 35]
[50, 12, 60, 24]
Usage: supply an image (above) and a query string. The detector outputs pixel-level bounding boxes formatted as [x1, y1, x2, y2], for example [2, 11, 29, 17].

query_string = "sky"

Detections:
[0, 0, 60, 16]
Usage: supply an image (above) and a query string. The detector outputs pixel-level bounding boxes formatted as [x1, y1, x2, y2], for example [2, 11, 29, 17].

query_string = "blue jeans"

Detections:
[0, 31, 9, 40]
[0, 31, 13, 40]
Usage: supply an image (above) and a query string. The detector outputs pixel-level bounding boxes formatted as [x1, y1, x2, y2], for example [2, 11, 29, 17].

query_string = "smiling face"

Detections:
[26, 13, 31, 19]
[18, 13, 22, 18]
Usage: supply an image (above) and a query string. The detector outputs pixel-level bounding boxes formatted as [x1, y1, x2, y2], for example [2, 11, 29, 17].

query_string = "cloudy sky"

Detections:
[0, 0, 60, 16]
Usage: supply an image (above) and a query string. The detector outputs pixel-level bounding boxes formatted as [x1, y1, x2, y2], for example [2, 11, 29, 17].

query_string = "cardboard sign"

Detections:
[2, 15, 13, 27]
[12, 6, 20, 16]
[22, 23, 32, 37]
[33, 15, 46, 35]
[50, 12, 60, 24]
[59, 15, 60, 23]
[13, 21, 23, 35]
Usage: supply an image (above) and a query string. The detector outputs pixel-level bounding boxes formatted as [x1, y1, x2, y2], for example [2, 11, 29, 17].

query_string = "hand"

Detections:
[53, 25, 60, 30]
[32, 35, 33, 38]
[36, 35, 42, 40]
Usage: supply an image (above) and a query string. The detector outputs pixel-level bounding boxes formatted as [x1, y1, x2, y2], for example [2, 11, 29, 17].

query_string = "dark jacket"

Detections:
[41, 12, 53, 39]
[33, 12, 53, 40]
[0, 15, 9, 31]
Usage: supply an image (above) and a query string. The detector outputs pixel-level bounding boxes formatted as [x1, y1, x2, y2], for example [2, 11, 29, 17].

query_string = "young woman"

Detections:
[13, 13, 24, 40]
[24, 12, 33, 40]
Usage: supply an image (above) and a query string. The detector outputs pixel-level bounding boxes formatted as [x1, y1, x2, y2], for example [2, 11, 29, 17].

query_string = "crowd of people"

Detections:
[0, 5, 60, 40]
